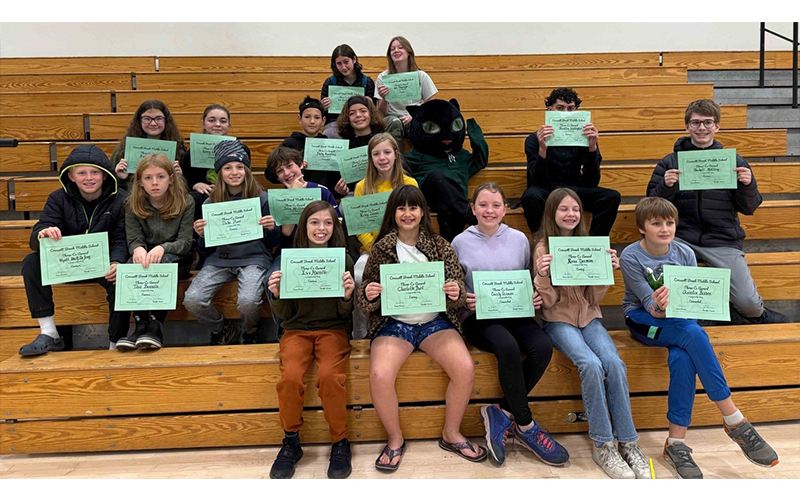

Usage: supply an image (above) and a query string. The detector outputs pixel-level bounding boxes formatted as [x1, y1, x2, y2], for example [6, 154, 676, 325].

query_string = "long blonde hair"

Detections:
[533, 187, 588, 253]
[362, 133, 406, 195]
[210, 164, 263, 202]
[127, 153, 187, 220]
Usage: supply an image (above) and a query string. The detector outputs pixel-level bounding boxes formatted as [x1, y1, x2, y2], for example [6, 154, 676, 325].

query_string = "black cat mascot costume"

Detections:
[406, 99, 489, 241]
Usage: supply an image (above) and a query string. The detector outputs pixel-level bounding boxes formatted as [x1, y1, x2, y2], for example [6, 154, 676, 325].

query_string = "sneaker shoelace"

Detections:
[331, 444, 351, 462]
[737, 425, 765, 450]
[623, 443, 649, 468]
[276, 444, 300, 464]
[535, 430, 555, 452]
[671, 444, 697, 467]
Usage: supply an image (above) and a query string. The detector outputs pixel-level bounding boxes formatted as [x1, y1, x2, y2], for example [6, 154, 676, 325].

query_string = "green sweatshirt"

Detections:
[269, 254, 355, 333]
[124, 194, 195, 256]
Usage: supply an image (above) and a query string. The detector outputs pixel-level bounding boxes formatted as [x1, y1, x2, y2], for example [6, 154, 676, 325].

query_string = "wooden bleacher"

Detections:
[1, 51, 798, 456]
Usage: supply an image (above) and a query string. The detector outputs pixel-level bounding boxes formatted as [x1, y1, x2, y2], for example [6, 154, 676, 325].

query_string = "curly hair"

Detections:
[544, 87, 582, 109]
[337, 96, 385, 139]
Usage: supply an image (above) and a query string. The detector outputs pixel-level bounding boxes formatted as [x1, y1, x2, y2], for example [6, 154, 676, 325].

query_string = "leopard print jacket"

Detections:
[357, 228, 467, 339]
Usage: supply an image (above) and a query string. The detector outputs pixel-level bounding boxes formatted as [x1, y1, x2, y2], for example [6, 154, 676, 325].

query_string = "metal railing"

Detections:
[759, 22, 799, 108]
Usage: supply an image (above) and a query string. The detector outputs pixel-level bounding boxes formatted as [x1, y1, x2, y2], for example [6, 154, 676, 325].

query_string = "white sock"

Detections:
[667, 437, 685, 445]
[37, 316, 59, 339]
[723, 410, 745, 426]
[109, 342, 117, 350]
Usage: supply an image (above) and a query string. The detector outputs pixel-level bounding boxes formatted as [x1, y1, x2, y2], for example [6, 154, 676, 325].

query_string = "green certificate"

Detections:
[337, 146, 369, 184]
[678, 149, 738, 190]
[114, 263, 179, 311]
[280, 248, 346, 299]
[341, 191, 392, 236]
[268, 188, 321, 226]
[304, 138, 350, 171]
[663, 265, 731, 321]
[124, 137, 177, 173]
[383, 71, 421, 103]
[380, 262, 446, 316]
[544, 111, 591, 147]
[201, 197, 263, 247]
[328, 86, 365, 114]
[190, 133, 236, 169]
[548, 236, 615, 286]
[39, 232, 110, 286]
[473, 270, 535, 320]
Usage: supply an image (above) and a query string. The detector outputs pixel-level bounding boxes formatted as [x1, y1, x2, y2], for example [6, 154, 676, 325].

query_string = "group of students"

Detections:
[16, 38, 784, 480]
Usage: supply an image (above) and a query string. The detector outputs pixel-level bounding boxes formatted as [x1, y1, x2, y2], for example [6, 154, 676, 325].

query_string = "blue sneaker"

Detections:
[513, 421, 569, 466]
[480, 404, 513, 465]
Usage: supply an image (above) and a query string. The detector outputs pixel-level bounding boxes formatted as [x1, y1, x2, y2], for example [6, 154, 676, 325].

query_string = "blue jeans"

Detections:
[543, 319, 638, 443]
[625, 307, 731, 428]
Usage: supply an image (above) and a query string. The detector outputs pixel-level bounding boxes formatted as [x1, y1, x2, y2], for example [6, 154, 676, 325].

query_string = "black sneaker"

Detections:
[327, 438, 352, 479]
[19, 334, 65, 357]
[136, 317, 163, 350]
[270, 438, 303, 479]
[210, 319, 237, 346]
[117, 314, 148, 352]
[749, 307, 790, 324]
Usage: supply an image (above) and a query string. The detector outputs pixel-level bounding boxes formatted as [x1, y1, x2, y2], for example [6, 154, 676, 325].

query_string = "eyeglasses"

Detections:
[688, 119, 716, 129]
[141, 116, 166, 124]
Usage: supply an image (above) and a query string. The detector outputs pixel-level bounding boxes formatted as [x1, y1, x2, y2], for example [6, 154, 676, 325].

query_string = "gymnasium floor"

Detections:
[2, 421, 797, 479]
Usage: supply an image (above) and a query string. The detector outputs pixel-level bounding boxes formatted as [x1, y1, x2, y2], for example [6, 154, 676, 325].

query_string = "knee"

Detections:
[278, 365, 307, 390]
[604, 356, 627, 378]
[21, 253, 41, 277]
[317, 366, 345, 391]
[182, 288, 207, 311]
[603, 188, 621, 207]
[450, 354, 476, 385]
[370, 365, 397, 388]
[576, 357, 604, 380]
[237, 296, 262, 314]
[731, 296, 763, 319]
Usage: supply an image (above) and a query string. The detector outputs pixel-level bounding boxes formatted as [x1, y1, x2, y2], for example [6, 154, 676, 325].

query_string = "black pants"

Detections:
[22, 252, 131, 342]
[420, 170, 477, 242]
[521, 185, 621, 236]
[463, 315, 553, 426]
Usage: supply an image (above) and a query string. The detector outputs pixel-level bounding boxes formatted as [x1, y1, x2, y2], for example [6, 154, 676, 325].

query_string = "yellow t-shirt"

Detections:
[354, 174, 419, 253]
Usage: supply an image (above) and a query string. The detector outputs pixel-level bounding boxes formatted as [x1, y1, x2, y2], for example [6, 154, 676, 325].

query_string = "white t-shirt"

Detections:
[375, 70, 438, 118]
[391, 239, 439, 325]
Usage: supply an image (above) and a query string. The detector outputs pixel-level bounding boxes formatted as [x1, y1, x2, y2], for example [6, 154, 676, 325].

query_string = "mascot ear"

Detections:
[407, 105, 421, 118]
[448, 99, 461, 111]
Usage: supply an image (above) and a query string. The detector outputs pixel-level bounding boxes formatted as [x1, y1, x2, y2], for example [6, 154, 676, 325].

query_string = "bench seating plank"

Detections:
[0, 57, 154, 75]
[0, 142, 52, 173]
[0, 73, 133, 93]
[0, 177, 10, 211]
[662, 51, 796, 70]
[114, 84, 715, 114]
[1, 387, 797, 454]
[0, 91, 112, 116]
[0, 328, 38, 361]
[0, 115, 84, 141]
[157, 53, 662, 73]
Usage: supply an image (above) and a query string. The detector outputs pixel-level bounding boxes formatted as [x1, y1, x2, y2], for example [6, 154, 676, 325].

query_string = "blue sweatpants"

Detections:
[625, 307, 731, 427]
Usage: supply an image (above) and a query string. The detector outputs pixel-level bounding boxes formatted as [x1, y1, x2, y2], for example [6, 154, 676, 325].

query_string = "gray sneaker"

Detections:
[724, 419, 780, 468]
[663, 440, 703, 479]
[592, 442, 635, 479]
[619, 441, 651, 479]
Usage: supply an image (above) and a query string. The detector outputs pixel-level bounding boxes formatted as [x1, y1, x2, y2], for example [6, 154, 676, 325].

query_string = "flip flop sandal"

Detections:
[375, 441, 406, 472]
[438, 438, 488, 463]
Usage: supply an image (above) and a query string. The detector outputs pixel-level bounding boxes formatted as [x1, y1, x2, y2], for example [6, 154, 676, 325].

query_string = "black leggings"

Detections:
[463, 315, 553, 426]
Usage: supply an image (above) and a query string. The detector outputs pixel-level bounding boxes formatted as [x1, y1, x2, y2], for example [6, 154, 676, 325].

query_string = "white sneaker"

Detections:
[592, 442, 635, 479]
[619, 441, 651, 479]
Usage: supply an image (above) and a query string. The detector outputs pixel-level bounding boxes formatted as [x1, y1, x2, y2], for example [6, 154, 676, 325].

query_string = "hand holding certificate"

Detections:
[279, 248, 347, 299]
[40, 232, 110, 285]
[201, 197, 263, 247]
[473, 270, 535, 320]
[114, 263, 179, 311]
[548, 236, 615, 286]
[380, 262, 446, 315]
[663, 265, 731, 321]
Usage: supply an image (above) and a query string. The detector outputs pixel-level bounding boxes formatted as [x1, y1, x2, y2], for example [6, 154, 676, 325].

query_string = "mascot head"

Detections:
[407, 99, 466, 158]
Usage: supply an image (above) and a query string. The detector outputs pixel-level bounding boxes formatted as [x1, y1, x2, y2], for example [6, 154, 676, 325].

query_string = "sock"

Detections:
[667, 437, 685, 445]
[517, 422, 534, 433]
[109, 341, 117, 350]
[723, 410, 744, 426]
[37, 316, 59, 339]
[284, 430, 300, 446]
